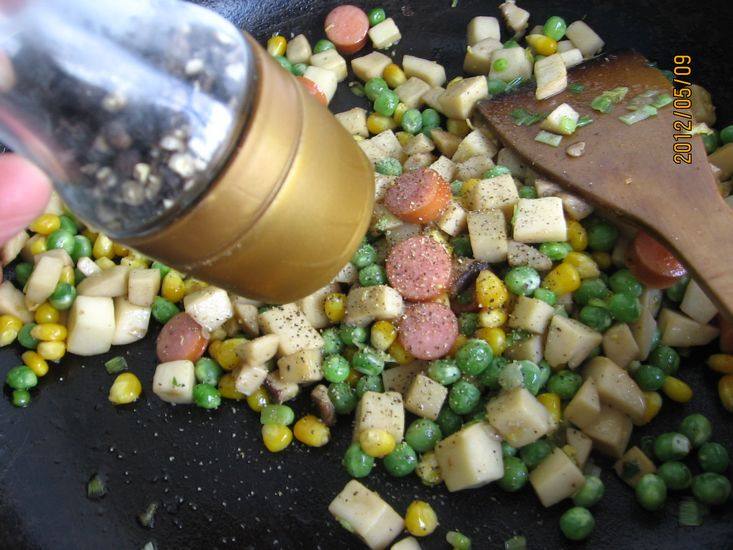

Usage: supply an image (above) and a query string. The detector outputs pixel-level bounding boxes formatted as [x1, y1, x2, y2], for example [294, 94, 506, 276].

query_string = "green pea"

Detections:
[547, 370, 583, 400]
[6, 365, 37, 390]
[383, 442, 417, 477]
[328, 382, 358, 414]
[607, 292, 641, 323]
[448, 379, 480, 414]
[586, 220, 618, 252]
[13, 262, 33, 287]
[12, 389, 31, 408]
[192, 384, 221, 409]
[365, 77, 389, 101]
[539, 241, 572, 261]
[477, 356, 507, 390]
[351, 242, 377, 268]
[498, 456, 528, 492]
[451, 235, 473, 257]
[487, 78, 507, 96]
[691, 473, 731, 506]
[608, 269, 643, 297]
[427, 358, 461, 385]
[657, 461, 692, 490]
[421, 108, 441, 129]
[533, 287, 556, 305]
[498, 360, 524, 390]
[401, 109, 423, 134]
[374, 90, 399, 117]
[573, 278, 610, 306]
[679, 413, 712, 448]
[368, 7, 386, 26]
[291, 62, 308, 76]
[634, 365, 666, 391]
[698, 442, 729, 473]
[375, 157, 403, 176]
[518, 185, 537, 199]
[664, 276, 689, 302]
[405, 418, 442, 452]
[46, 229, 75, 255]
[352, 347, 385, 376]
[720, 125, 733, 144]
[343, 442, 374, 478]
[483, 165, 511, 178]
[457, 312, 478, 337]
[537, 360, 552, 389]
[702, 132, 719, 154]
[640, 435, 656, 459]
[339, 325, 368, 346]
[322, 327, 343, 355]
[17, 323, 39, 350]
[323, 354, 351, 383]
[359, 264, 386, 286]
[635, 473, 667, 511]
[313, 39, 335, 54]
[654, 432, 691, 462]
[456, 339, 493, 376]
[356, 375, 383, 398]
[520, 439, 552, 469]
[58, 214, 78, 235]
[437, 405, 462, 436]
[151, 261, 171, 279]
[49, 282, 76, 311]
[648, 345, 680, 376]
[273, 55, 292, 72]
[74, 269, 85, 285]
[151, 296, 180, 324]
[503, 39, 520, 48]
[543, 15, 567, 40]
[261, 404, 294, 425]
[492, 58, 508, 72]
[579, 305, 613, 332]
[501, 442, 517, 458]
[505, 266, 540, 296]
[450, 180, 463, 195]
[559, 507, 594, 541]
[194, 357, 223, 386]
[520, 360, 543, 394]
[573, 475, 605, 507]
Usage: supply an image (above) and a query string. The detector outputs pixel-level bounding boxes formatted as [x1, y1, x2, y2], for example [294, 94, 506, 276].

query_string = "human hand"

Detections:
[0, 153, 51, 246]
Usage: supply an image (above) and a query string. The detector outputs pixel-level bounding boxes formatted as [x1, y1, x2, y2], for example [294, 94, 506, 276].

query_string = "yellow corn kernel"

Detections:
[719, 374, 733, 412]
[458, 178, 480, 206]
[475, 327, 507, 356]
[393, 102, 408, 125]
[162, 271, 185, 303]
[119, 254, 149, 269]
[31, 323, 67, 342]
[346, 368, 362, 386]
[707, 354, 733, 374]
[37, 341, 66, 362]
[542, 262, 581, 295]
[405, 500, 438, 537]
[82, 228, 98, 241]
[566, 220, 588, 251]
[246, 386, 270, 412]
[262, 423, 293, 452]
[0, 329, 18, 347]
[28, 235, 47, 256]
[92, 233, 114, 259]
[478, 308, 507, 328]
[293, 414, 331, 447]
[0, 314, 23, 333]
[395, 130, 411, 147]
[591, 251, 612, 270]
[59, 266, 75, 285]
[564, 251, 599, 279]
[209, 328, 227, 341]
[526, 34, 558, 56]
[211, 338, 246, 371]
[324, 292, 347, 323]
[416, 451, 442, 486]
[266, 35, 287, 57]
[34, 303, 59, 324]
[475, 270, 509, 309]
[641, 391, 663, 424]
[447, 76, 464, 88]
[108, 372, 142, 405]
[383, 63, 407, 88]
[449, 333, 468, 356]
[29, 213, 61, 235]
[447, 118, 470, 138]
[184, 277, 209, 296]
[112, 243, 130, 257]
[22, 350, 49, 377]
[662, 376, 693, 403]
[388, 340, 414, 365]
[218, 372, 245, 401]
[95, 257, 115, 270]
[371, 320, 397, 351]
[367, 112, 397, 135]
[537, 392, 562, 423]
[358, 428, 396, 458]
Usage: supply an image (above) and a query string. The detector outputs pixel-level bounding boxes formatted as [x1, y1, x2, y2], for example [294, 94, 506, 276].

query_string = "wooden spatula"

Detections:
[476, 51, 733, 321]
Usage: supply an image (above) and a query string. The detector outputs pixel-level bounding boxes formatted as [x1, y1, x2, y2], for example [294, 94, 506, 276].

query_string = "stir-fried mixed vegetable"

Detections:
[1, 1, 733, 548]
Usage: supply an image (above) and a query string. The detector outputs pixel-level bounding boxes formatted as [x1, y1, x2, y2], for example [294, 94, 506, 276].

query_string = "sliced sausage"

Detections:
[387, 235, 452, 301]
[310, 384, 336, 427]
[297, 76, 328, 106]
[398, 302, 458, 360]
[626, 231, 687, 289]
[156, 312, 208, 363]
[384, 168, 451, 224]
[324, 5, 370, 55]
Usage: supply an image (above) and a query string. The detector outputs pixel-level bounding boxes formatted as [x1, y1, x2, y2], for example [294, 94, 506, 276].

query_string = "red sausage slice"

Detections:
[626, 231, 687, 289]
[384, 168, 451, 224]
[398, 302, 458, 360]
[156, 312, 209, 363]
[387, 235, 452, 301]
[324, 5, 370, 55]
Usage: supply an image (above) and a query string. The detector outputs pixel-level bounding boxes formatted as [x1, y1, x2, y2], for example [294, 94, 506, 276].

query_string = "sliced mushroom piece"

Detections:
[264, 372, 300, 404]
[507, 240, 553, 271]
[311, 384, 337, 427]
[450, 257, 491, 296]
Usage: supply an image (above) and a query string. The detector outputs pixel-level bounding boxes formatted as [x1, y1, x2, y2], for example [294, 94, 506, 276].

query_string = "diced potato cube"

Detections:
[456, 155, 495, 181]
[467, 209, 508, 263]
[371, 130, 403, 159]
[658, 308, 719, 347]
[452, 129, 497, 163]
[25, 254, 64, 308]
[463, 38, 503, 75]
[496, 147, 526, 178]
[286, 34, 311, 64]
[128, 268, 161, 308]
[560, 48, 584, 68]
[1, 230, 28, 265]
[431, 133, 461, 160]
[512, 198, 567, 243]
[0, 280, 32, 323]
[351, 51, 392, 81]
[395, 77, 430, 109]
[385, 224, 421, 247]
[602, 323, 640, 368]
[66, 296, 115, 356]
[680, 279, 717, 324]
[486, 387, 554, 447]
[336, 107, 369, 138]
[435, 422, 504, 492]
[556, 40, 574, 53]
[422, 87, 445, 113]
[183, 287, 233, 332]
[529, 448, 585, 507]
[76, 257, 101, 277]
[468, 174, 519, 214]
[584, 356, 645, 424]
[43, 192, 64, 215]
[507, 240, 552, 271]
[345, 285, 404, 327]
[534, 54, 567, 100]
[403, 133, 435, 156]
[563, 378, 601, 430]
[333, 262, 358, 285]
[558, 192, 593, 220]
[509, 296, 555, 334]
[277, 348, 323, 384]
[437, 200, 468, 237]
[231, 298, 259, 337]
[640, 288, 663, 318]
[77, 265, 130, 298]
[371, 204, 403, 234]
[303, 66, 337, 103]
[153, 360, 196, 404]
[234, 363, 269, 396]
[391, 538, 421, 550]
[540, 103, 579, 135]
[359, 139, 389, 165]
[403, 152, 435, 172]
[402, 55, 446, 87]
[499, 0, 530, 35]
[111, 297, 150, 345]
[630, 305, 657, 360]
[467, 16, 501, 45]
[369, 18, 402, 50]
[566, 427, 592, 468]
[328, 480, 404, 550]
[310, 49, 348, 82]
[489, 47, 532, 83]
[297, 282, 340, 329]
[404, 373, 448, 420]
[581, 403, 632, 458]
[259, 303, 324, 355]
[566, 21, 605, 58]
[614, 446, 656, 488]
[354, 391, 404, 442]
[504, 334, 543, 363]
[438, 76, 488, 120]
[374, 174, 396, 202]
[241, 334, 280, 364]
[382, 362, 426, 395]
[34, 249, 73, 267]
[264, 371, 300, 403]
[544, 315, 603, 368]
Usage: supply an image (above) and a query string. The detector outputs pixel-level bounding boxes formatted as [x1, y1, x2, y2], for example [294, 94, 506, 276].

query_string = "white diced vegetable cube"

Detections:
[76, 257, 101, 277]
[437, 200, 468, 237]
[602, 323, 640, 368]
[374, 174, 396, 202]
[231, 298, 259, 337]
[544, 314, 603, 368]
[463, 38, 503, 74]
[234, 363, 269, 396]
[452, 129, 497, 163]
[297, 282, 340, 329]
[354, 391, 404, 442]
[43, 192, 64, 215]
[512, 197, 567, 243]
[77, 265, 130, 298]
[529, 448, 585, 507]
[395, 76, 430, 109]
[303, 66, 337, 103]
[403, 133, 435, 156]
[504, 334, 544, 363]
[467, 16, 501, 45]
[540, 103, 579, 135]
[153, 360, 196, 404]
[351, 51, 392, 81]
[429, 155, 457, 181]
[435, 422, 504, 492]
[566, 427, 592, 468]
[24, 254, 64, 308]
[497, 147, 526, 178]
[584, 356, 645, 424]
[560, 48, 584, 68]
[310, 49, 348, 82]
[486, 387, 554, 447]
[391, 537, 421, 550]
[111, 297, 150, 345]
[507, 240, 552, 271]
[404, 373, 448, 420]
[438, 76, 488, 120]
[566, 21, 605, 58]
[369, 18, 402, 50]
[371, 204, 403, 234]
[264, 371, 300, 403]
[468, 174, 519, 214]
[509, 296, 555, 334]
[66, 296, 115, 356]
[456, 155, 495, 181]
[614, 446, 657, 488]
[564, 378, 601, 429]
[1, 230, 28, 265]
[0, 280, 32, 323]
[345, 285, 404, 327]
[183, 286, 233, 332]
[534, 54, 567, 100]
[558, 192, 594, 220]
[336, 107, 369, 137]
[489, 47, 532, 83]
[556, 40, 574, 53]
[277, 348, 323, 384]
[286, 34, 312, 64]
[680, 279, 717, 324]
[359, 139, 389, 165]
[430, 131, 461, 159]
[259, 303, 324, 355]
[127, 268, 161, 308]
[499, 0, 530, 35]
[658, 308, 719, 347]
[402, 55, 446, 87]
[581, 403, 632, 458]
[403, 153, 435, 172]
[640, 288, 663, 318]
[630, 305, 657, 360]
[370, 130, 403, 159]
[382, 362, 426, 395]
[422, 87, 446, 113]
[241, 334, 280, 364]
[467, 210, 507, 263]
[34, 249, 73, 267]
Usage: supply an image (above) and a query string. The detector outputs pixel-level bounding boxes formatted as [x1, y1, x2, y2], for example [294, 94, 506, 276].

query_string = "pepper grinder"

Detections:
[0, 0, 374, 302]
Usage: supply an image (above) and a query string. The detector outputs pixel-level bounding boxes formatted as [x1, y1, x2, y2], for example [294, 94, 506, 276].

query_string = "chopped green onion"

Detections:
[591, 95, 613, 113]
[504, 535, 527, 550]
[535, 130, 563, 147]
[504, 39, 520, 48]
[678, 498, 707, 527]
[451, 0, 459, 7]
[104, 356, 128, 375]
[447, 530, 472, 550]
[504, 75, 525, 93]
[138, 502, 159, 529]
[568, 82, 585, 94]
[511, 108, 547, 126]
[605, 86, 629, 102]
[627, 90, 660, 110]
[576, 115, 593, 128]
[559, 116, 578, 135]
[87, 473, 107, 499]
[619, 105, 658, 125]
[348, 81, 365, 97]
[141, 543, 157, 550]
[651, 93, 673, 108]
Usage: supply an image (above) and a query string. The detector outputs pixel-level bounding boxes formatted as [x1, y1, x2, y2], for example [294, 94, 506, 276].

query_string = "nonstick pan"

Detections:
[2, 0, 733, 548]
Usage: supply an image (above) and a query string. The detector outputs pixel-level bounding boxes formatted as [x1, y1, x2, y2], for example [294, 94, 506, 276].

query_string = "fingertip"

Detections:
[0, 154, 53, 245]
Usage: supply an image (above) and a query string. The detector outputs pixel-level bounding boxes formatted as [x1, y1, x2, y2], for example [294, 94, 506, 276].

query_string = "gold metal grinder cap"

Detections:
[124, 35, 375, 303]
